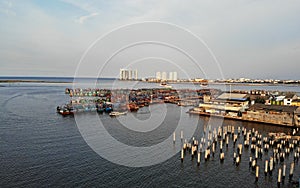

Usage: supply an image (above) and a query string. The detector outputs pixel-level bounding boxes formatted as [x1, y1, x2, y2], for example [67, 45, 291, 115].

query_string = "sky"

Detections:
[0, 0, 300, 80]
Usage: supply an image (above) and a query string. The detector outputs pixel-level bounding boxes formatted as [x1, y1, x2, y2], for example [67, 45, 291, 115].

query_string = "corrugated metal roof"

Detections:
[217, 93, 248, 100]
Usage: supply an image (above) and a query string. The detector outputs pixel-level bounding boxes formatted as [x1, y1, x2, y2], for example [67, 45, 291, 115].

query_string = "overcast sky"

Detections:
[0, 0, 300, 80]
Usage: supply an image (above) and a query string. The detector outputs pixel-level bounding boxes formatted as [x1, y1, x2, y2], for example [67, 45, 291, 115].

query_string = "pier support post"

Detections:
[289, 162, 294, 180]
[264, 160, 268, 176]
[282, 164, 286, 180]
[181, 148, 184, 162]
[277, 168, 282, 186]
[255, 166, 259, 182]
[173, 132, 176, 144]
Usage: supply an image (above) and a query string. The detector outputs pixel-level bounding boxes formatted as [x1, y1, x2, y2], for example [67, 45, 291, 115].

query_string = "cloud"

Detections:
[0, 0, 16, 16]
[1, 0, 300, 79]
[76, 12, 99, 24]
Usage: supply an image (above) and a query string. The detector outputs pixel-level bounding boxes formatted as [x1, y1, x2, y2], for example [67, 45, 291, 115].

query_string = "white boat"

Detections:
[109, 111, 127, 117]
[160, 82, 172, 88]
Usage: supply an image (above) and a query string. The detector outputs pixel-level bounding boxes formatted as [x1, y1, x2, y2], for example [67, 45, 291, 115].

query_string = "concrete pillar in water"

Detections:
[226, 136, 229, 147]
[233, 134, 237, 145]
[264, 160, 268, 176]
[233, 152, 236, 162]
[173, 132, 175, 144]
[269, 157, 273, 175]
[282, 164, 286, 180]
[238, 144, 243, 156]
[255, 146, 259, 160]
[289, 162, 294, 180]
[197, 152, 200, 166]
[220, 140, 223, 152]
[205, 149, 210, 161]
[255, 166, 259, 182]
[252, 160, 256, 170]
[220, 152, 224, 162]
[278, 168, 282, 185]
[191, 146, 195, 159]
[181, 148, 184, 162]
[180, 130, 183, 141]
[236, 156, 240, 166]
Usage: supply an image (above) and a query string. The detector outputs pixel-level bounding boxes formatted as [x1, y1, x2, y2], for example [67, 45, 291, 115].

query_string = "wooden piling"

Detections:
[236, 156, 240, 166]
[220, 152, 224, 162]
[233, 134, 237, 145]
[205, 149, 210, 161]
[173, 132, 176, 144]
[264, 160, 268, 176]
[269, 157, 273, 175]
[289, 162, 294, 179]
[255, 166, 259, 182]
[180, 130, 183, 141]
[282, 164, 286, 179]
[252, 160, 256, 170]
[226, 135, 229, 147]
[238, 144, 242, 156]
[220, 140, 223, 152]
[277, 168, 282, 185]
[255, 146, 259, 160]
[233, 152, 236, 162]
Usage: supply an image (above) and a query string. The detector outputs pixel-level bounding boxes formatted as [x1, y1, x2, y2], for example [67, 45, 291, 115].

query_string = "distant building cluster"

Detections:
[155, 71, 178, 81]
[213, 78, 300, 84]
[119, 69, 138, 80]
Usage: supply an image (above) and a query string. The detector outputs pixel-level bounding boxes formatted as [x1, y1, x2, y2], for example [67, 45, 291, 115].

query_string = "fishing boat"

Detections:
[128, 102, 139, 112]
[57, 106, 74, 116]
[96, 103, 104, 114]
[160, 82, 172, 88]
[104, 102, 113, 113]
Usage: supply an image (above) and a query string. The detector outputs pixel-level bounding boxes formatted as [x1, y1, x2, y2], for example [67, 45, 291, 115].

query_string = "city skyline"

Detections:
[1, 1, 300, 80]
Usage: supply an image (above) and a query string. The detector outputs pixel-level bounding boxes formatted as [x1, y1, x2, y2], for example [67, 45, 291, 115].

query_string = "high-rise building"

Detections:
[173, 71, 178, 81]
[120, 68, 138, 80]
[134, 69, 138, 80]
[169, 72, 173, 81]
[156, 72, 161, 80]
[161, 72, 167, 81]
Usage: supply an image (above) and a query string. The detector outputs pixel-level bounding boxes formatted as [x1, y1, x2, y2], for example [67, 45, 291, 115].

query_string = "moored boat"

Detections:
[109, 111, 127, 117]
[128, 102, 139, 112]
[57, 106, 74, 116]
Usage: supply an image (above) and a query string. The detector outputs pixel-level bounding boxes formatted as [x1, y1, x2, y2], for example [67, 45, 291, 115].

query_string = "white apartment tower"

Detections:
[120, 69, 138, 80]
[169, 72, 173, 81]
[156, 72, 161, 80]
[173, 71, 177, 81]
[161, 72, 167, 81]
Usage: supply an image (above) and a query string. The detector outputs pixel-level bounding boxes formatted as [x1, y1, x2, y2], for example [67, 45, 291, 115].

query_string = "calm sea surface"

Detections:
[0, 78, 299, 187]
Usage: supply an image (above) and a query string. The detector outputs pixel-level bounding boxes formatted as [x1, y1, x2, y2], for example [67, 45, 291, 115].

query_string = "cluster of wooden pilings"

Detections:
[175, 126, 300, 186]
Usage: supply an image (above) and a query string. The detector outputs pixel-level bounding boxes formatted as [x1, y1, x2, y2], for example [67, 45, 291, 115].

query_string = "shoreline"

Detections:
[188, 110, 298, 128]
[0, 80, 72, 84]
